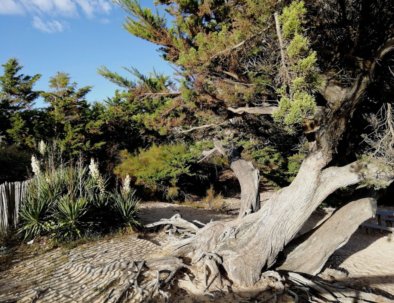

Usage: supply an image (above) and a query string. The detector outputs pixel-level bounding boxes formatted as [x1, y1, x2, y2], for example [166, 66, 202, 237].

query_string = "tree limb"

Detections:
[278, 198, 377, 275]
[274, 12, 291, 85]
[227, 106, 277, 115]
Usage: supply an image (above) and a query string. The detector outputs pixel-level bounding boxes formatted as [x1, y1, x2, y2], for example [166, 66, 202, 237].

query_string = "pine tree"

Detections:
[41, 72, 98, 156]
[0, 58, 41, 143]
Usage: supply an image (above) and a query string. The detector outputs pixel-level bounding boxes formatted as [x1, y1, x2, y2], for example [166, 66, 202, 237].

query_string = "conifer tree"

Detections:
[103, 0, 394, 300]
[0, 58, 41, 144]
[41, 72, 104, 156]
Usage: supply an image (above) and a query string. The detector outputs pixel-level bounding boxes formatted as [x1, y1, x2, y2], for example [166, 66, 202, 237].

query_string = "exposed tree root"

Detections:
[141, 213, 393, 303]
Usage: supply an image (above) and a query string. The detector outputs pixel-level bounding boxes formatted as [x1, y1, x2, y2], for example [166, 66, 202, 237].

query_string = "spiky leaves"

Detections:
[111, 189, 140, 227]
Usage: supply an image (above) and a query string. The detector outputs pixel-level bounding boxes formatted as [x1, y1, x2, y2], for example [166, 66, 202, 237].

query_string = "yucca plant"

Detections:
[111, 190, 140, 228]
[54, 196, 88, 240]
[19, 177, 56, 239]
[19, 148, 139, 241]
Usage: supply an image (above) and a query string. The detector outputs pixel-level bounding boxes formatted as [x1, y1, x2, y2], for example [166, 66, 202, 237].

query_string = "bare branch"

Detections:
[227, 106, 277, 115]
[198, 140, 226, 163]
[362, 103, 394, 165]
[274, 12, 291, 85]
[176, 122, 226, 134]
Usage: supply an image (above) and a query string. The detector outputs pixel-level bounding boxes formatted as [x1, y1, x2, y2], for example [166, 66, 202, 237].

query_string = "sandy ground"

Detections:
[326, 231, 394, 294]
[0, 199, 392, 302]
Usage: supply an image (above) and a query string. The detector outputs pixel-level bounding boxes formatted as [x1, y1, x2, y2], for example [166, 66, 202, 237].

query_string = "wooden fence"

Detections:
[0, 181, 29, 235]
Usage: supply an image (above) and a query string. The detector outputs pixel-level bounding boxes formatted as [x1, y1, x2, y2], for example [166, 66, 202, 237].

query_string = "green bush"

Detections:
[114, 143, 200, 200]
[19, 156, 140, 241]
[110, 190, 140, 227]
[0, 144, 31, 183]
[55, 196, 88, 240]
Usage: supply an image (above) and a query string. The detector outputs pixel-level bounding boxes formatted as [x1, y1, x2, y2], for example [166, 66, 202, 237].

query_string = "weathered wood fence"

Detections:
[0, 181, 29, 235]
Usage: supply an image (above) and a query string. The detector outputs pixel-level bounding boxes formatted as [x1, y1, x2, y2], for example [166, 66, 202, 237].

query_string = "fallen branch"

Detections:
[145, 214, 200, 233]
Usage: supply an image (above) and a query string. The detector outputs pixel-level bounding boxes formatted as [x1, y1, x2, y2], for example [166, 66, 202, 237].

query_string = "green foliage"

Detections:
[0, 58, 41, 146]
[100, 67, 190, 139]
[241, 142, 305, 186]
[117, 0, 278, 108]
[287, 152, 305, 181]
[6, 112, 34, 147]
[280, 1, 307, 38]
[54, 196, 88, 240]
[272, 1, 320, 131]
[274, 92, 316, 127]
[19, 179, 54, 240]
[40, 72, 106, 158]
[119, 0, 168, 46]
[98, 66, 135, 89]
[114, 144, 200, 200]
[19, 153, 140, 241]
[0, 58, 41, 111]
[110, 190, 140, 227]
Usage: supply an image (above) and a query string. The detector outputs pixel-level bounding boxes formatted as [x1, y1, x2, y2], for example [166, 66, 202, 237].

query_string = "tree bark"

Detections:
[278, 197, 377, 275]
[171, 153, 393, 287]
[230, 159, 260, 218]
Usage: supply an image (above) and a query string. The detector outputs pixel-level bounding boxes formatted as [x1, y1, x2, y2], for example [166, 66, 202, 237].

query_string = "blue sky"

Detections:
[0, 0, 173, 107]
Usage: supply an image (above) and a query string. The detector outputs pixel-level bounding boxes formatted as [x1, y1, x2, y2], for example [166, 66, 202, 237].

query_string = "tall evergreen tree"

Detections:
[41, 72, 102, 156]
[0, 58, 41, 144]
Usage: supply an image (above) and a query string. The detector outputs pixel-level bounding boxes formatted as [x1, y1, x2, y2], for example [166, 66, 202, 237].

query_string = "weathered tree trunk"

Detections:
[278, 197, 377, 275]
[171, 153, 392, 287]
[199, 141, 261, 217]
[141, 38, 394, 300]
[230, 159, 260, 218]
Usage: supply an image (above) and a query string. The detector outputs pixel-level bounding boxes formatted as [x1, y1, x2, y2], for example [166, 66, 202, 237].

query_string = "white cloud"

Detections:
[75, 0, 112, 17]
[75, 0, 94, 17]
[32, 16, 66, 33]
[18, 0, 112, 16]
[2, 0, 113, 33]
[0, 0, 25, 15]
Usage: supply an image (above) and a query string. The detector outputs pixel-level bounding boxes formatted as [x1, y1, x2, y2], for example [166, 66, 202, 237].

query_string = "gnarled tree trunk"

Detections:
[164, 39, 394, 289]
[230, 159, 260, 217]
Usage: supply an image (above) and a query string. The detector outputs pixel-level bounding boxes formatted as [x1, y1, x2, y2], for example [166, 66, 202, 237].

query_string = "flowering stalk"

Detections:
[38, 140, 47, 156]
[122, 174, 131, 197]
[31, 155, 41, 176]
[89, 158, 105, 196]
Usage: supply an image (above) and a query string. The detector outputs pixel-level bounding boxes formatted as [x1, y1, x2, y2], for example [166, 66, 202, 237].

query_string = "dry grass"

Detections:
[202, 186, 225, 210]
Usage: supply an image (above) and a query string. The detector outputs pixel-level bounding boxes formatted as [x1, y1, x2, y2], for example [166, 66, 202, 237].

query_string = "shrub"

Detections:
[19, 179, 54, 240]
[19, 154, 140, 241]
[114, 143, 200, 200]
[110, 190, 140, 227]
[55, 196, 88, 240]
